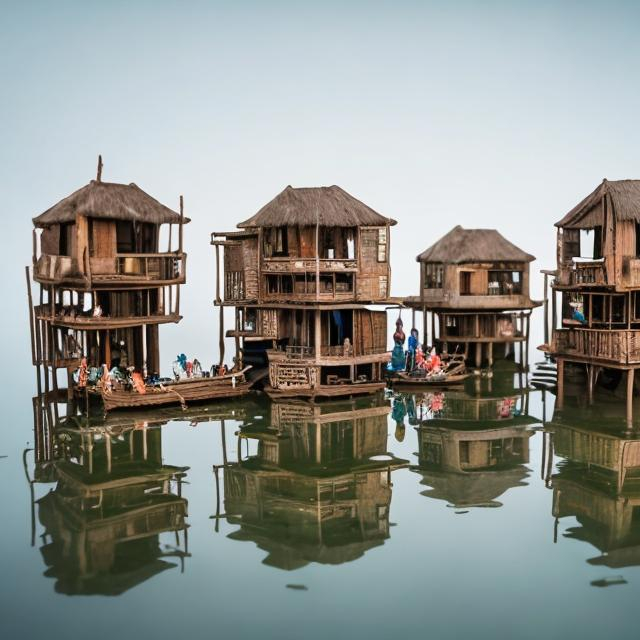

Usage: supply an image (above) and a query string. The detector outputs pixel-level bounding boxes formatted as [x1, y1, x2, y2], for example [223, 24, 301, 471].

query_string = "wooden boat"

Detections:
[389, 357, 470, 390]
[263, 380, 386, 401]
[88, 367, 252, 412]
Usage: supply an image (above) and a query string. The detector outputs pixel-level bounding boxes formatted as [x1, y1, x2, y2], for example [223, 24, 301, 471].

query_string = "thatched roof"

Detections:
[33, 180, 187, 228]
[417, 225, 534, 263]
[237, 185, 396, 228]
[555, 179, 640, 229]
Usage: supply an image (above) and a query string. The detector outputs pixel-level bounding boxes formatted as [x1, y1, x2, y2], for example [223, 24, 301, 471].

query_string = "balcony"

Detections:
[420, 290, 534, 311]
[268, 344, 390, 365]
[555, 260, 607, 288]
[91, 253, 186, 286]
[34, 252, 186, 287]
[551, 327, 640, 365]
[262, 257, 358, 274]
[34, 305, 181, 329]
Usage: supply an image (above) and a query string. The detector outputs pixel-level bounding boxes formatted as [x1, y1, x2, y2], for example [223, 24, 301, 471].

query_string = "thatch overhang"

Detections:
[416, 225, 534, 264]
[555, 179, 640, 230]
[34, 180, 189, 228]
[237, 185, 397, 229]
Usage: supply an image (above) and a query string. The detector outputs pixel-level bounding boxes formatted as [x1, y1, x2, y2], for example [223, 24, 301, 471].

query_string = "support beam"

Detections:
[627, 368, 635, 425]
[557, 358, 564, 410]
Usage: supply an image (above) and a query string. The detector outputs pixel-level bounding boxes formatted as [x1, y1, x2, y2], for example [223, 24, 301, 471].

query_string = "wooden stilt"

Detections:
[475, 342, 482, 369]
[219, 305, 225, 366]
[627, 369, 635, 425]
[557, 358, 564, 410]
[487, 342, 493, 368]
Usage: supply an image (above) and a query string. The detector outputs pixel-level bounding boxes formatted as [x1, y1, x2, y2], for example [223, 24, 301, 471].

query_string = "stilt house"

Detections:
[28, 159, 187, 389]
[546, 179, 640, 421]
[405, 226, 539, 368]
[212, 185, 396, 397]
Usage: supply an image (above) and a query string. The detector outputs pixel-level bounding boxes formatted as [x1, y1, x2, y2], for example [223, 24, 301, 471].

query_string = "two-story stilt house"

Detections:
[546, 179, 640, 421]
[27, 159, 187, 393]
[212, 185, 396, 399]
[405, 226, 539, 369]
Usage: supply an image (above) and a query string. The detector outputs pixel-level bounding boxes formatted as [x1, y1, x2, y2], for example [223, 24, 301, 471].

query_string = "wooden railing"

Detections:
[33, 254, 79, 282]
[555, 261, 607, 287]
[225, 270, 245, 300]
[552, 327, 640, 364]
[285, 345, 315, 359]
[262, 258, 357, 273]
[283, 344, 388, 359]
[110, 253, 185, 282]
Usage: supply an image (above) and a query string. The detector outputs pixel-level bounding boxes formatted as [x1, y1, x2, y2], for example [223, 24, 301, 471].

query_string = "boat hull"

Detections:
[90, 377, 252, 412]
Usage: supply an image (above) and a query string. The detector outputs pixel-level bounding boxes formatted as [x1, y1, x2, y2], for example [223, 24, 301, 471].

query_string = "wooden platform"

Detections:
[263, 381, 386, 400]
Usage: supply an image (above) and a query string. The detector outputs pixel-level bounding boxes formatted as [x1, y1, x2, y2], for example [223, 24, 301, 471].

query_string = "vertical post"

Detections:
[551, 288, 557, 332]
[422, 305, 427, 347]
[475, 342, 482, 369]
[215, 243, 221, 304]
[627, 368, 635, 425]
[219, 305, 225, 367]
[314, 309, 321, 357]
[487, 341, 493, 368]
[234, 307, 241, 370]
[178, 195, 184, 255]
[25, 267, 36, 366]
[315, 220, 320, 302]
[557, 357, 564, 410]
[543, 272, 549, 344]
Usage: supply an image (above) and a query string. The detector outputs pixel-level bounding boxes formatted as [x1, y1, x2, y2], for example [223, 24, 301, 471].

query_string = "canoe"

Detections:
[391, 372, 471, 390]
[89, 367, 252, 412]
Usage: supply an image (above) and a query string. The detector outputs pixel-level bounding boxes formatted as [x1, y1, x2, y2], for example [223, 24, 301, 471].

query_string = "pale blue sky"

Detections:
[2, 0, 640, 379]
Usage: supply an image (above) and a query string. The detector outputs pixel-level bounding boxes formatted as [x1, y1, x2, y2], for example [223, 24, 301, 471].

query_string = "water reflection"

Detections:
[28, 394, 190, 595]
[548, 398, 640, 574]
[215, 396, 408, 569]
[405, 370, 537, 509]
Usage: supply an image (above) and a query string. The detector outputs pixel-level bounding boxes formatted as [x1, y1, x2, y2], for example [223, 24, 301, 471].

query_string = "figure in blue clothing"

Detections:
[407, 328, 420, 370]
[572, 303, 587, 325]
[389, 317, 406, 371]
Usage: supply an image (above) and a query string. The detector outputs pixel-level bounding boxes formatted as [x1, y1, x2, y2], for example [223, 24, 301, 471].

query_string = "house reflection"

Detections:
[549, 401, 640, 570]
[28, 394, 190, 595]
[409, 373, 536, 508]
[217, 397, 408, 569]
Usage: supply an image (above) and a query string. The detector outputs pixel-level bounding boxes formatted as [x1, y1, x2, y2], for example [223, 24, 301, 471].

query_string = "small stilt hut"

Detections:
[26, 158, 187, 398]
[212, 185, 397, 399]
[544, 179, 640, 423]
[405, 226, 540, 369]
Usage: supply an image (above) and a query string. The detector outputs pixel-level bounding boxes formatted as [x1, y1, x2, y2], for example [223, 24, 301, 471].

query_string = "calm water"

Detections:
[2, 362, 640, 640]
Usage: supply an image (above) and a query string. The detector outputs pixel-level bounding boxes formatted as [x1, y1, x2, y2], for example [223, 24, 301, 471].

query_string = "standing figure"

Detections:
[389, 317, 406, 371]
[407, 328, 420, 370]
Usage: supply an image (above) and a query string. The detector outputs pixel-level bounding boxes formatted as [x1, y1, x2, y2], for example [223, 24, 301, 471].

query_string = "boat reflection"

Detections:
[27, 393, 191, 595]
[548, 399, 640, 573]
[215, 396, 408, 569]
[406, 372, 537, 509]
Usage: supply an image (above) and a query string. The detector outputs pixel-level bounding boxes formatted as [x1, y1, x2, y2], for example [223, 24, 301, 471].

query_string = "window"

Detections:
[377, 228, 387, 262]
[424, 263, 443, 289]
[488, 271, 523, 295]
[460, 271, 471, 295]
[459, 441, 470, 464]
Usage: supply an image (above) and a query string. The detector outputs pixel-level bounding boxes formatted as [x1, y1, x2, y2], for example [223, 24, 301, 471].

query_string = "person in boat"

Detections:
[131, 369, 146, 394]
[407, 328, 420, 370]
[425, 348, 442, 374]
[389, 317, 406, 371]
[192, 358, 203, 377]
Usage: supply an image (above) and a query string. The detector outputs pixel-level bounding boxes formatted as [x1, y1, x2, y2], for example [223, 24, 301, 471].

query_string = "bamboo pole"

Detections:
[179, 195, 184, 255]
[627, 368, 635, 425]
[25, 267, 36, 365]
